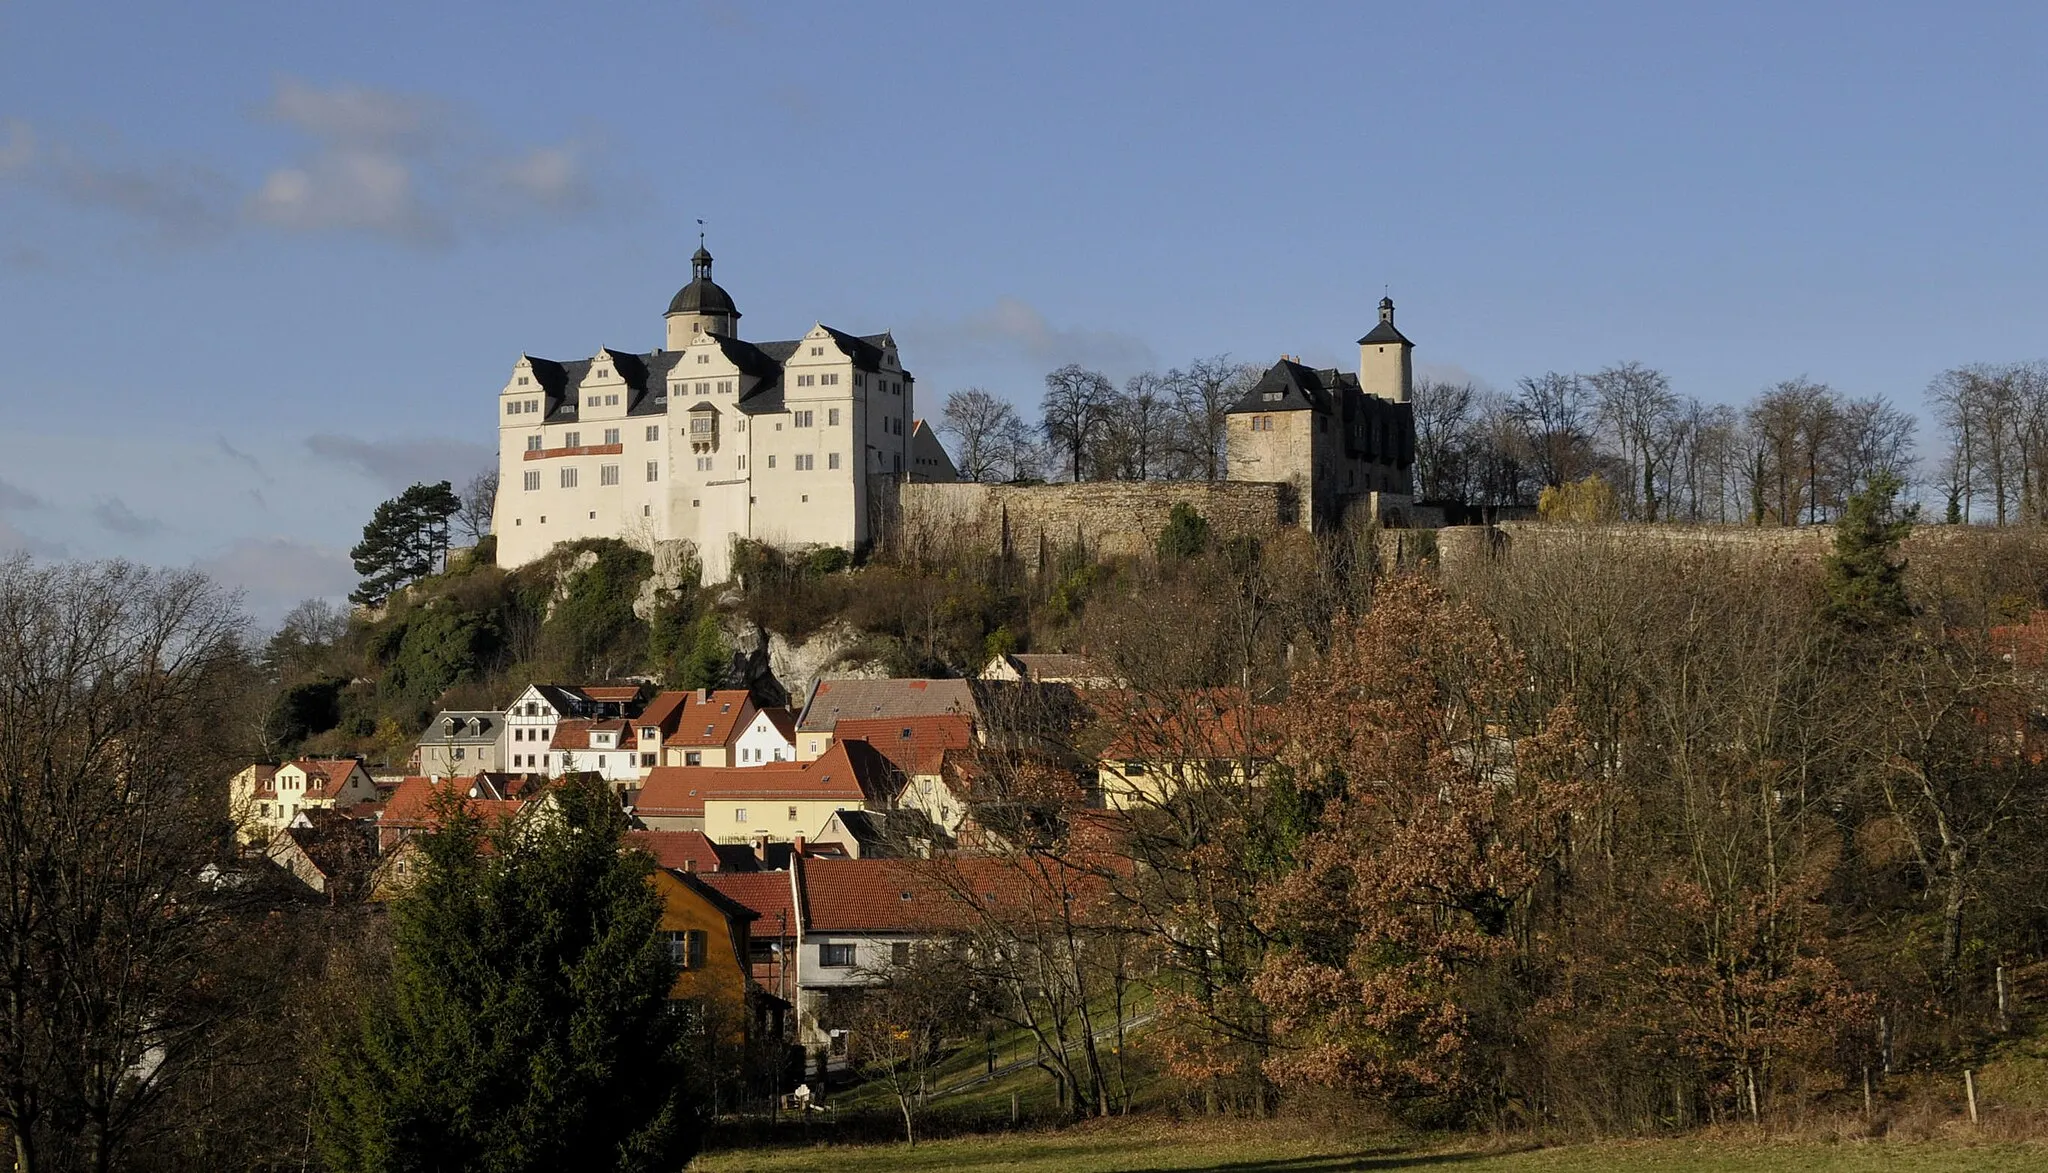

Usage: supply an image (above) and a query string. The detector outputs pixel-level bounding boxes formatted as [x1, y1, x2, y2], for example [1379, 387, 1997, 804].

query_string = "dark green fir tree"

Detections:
[315, 775, 699, 1172]
[1820, 472, 1915, 633]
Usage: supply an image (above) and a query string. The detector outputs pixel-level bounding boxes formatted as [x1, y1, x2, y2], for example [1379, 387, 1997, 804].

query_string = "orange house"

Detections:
[650, 866, 788, 1046]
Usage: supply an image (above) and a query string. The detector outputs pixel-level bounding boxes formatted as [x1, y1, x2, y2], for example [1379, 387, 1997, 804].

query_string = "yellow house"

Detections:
[1095, 697, 1280, 811]
[651, 866, 791, 1052]
[229, 758, 378, 845]
[699, 739, 894, 844]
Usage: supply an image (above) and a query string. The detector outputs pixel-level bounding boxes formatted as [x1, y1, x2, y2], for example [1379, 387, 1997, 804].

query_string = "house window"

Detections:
[734, 807, 748, 823]
[828, 408, 840, 426]
[604, 428, 620, 445]
[828, 452, 840, 470]
[600, 464, 620, 486]
[565, 431, 581, 447]
[523, 471, 540, 491]
[641, 753, 655, 767]
[788, 805, 799, 821]
[646, 425, 660, 441]
[666, 929, 708, 970]
[891, 942, 911, 967]
[526, 435, 543, 451]
[646, 461, 660, 481]
[559, 468, 578, 488]
[686, 751, 702, 766]
[640, 726, 658, 740]
[1127, 763, 1148, 776]
[820, 943, 855, 968]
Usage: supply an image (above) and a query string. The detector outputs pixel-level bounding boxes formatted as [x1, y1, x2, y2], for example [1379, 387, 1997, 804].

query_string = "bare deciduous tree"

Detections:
[939, 388, 1024, 483]
[1040, 365, 1116, 483]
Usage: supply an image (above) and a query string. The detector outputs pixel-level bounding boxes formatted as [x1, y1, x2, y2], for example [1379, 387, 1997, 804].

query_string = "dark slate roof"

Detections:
[667, 276, 738, 317]
[1227, 359, 1339, 415]
[629, 351, 684, 416]
[1357, 319, 1412, 347]
[820, 326, 886, 371]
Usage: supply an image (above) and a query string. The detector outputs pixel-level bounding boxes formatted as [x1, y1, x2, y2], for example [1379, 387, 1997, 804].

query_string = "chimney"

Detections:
[696, 688, 708, 704]
[793, 833, 807, 857]
[752, 833, 769, 862]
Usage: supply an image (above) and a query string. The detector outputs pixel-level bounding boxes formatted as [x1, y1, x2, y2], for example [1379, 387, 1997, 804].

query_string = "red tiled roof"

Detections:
[1097, 695, 1283, 762]
[377, 776, 528, 829]
[246, 764, 278, 799]
[795, 857, 952, 933]
[635, 767, 709, 818]
[833, 714, 974, 777]
[637, 689, 755, 746]
[581, 685, 643, 704]
[289, 758, 371, 803]
[548, 718, 632, 750]
[627, 829, 737, 873]
[698, 739, 893, 803]
[699, 870, 797, 933]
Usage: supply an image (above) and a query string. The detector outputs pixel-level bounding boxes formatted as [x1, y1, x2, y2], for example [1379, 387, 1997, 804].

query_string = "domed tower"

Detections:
[664, 245, 741, 349]
[1357, 295, 1413, 403]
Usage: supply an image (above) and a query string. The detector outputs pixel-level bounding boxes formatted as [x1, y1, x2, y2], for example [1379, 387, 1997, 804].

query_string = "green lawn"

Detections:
[689, 1123, 2047, 1173]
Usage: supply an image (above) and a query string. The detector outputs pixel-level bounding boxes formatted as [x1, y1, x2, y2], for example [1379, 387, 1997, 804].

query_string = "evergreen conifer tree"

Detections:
[1821, 472, 1915, 632]
[676, 611, 730, 691]
[350, 480, 463, 605]
[315, 775, 700, 1172]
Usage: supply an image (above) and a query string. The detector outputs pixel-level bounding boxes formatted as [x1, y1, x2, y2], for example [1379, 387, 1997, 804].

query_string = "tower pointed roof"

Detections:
[1356, 295, 1411, 347]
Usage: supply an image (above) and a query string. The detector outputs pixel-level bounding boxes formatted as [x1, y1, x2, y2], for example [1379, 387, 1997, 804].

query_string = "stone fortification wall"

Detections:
[1433, 521, 2039, 581]
[888, 480, 1292, 568]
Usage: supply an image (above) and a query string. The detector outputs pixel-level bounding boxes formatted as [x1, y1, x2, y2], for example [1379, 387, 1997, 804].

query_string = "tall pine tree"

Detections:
[316, 775, 700, 1172]
[350, 480, 463, 605]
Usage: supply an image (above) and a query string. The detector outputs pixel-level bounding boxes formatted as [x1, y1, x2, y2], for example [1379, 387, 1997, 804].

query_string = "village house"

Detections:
[978, 651, 1121, 689]
[698, 869, 802, 1014]
[412, 710, 505, 777]
[651, 866, 789, 1053]
[547, 718, 642, 788]
[265, 808, 377, 900]
[788, 855, 952, 1067]
[793, 677, 976, 761]
[733, 705, 798, 764]
[834, 714, 976, 839]
[636, 688, 759, 769]
[502, 684, 643, 773]
[229, 758, 378, 845]
[1094, 693, 1283, 811]
[700, 739, 896, 845]
[627, 828, 762, 874]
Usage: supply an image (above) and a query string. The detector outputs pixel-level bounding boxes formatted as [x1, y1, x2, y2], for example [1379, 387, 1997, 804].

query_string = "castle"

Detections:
[492, 251, 1417, 581]
[491, 246, 958, 582]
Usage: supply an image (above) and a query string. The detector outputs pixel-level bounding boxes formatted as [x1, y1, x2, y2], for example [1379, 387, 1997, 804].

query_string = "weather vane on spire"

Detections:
[697, 218, 705, 249]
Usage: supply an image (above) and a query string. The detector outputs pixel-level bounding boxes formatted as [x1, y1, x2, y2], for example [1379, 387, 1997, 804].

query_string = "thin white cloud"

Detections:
[0, 117, 32, 175]
[0, 117, 234, 241]
[247, 77, 599, 245]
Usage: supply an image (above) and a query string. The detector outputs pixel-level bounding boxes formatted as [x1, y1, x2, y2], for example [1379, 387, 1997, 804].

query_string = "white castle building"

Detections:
[491, 247, 957, 581]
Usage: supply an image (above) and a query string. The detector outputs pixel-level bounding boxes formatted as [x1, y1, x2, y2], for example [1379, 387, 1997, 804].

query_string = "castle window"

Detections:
[696, 457, 712, 471]
[697, 355, 709, 365]
[736, 420, 746, 432]
[828, 408, 840, 426]
[810, 346, 823, 357]
[646, 425, 660, 441]
[794, 410, 814, 428]
[523, 471, 540, 491]
[697, 382, 710, 395]
[796, 375, 816, 388]
[737, 456, 747, 469]
[720, 380, 734, 393]
[527, 400, 539, 413]
[527, 435, 543, 451]
[642, 504, 650, 516]
[565, 431, 581, 447]
[767, 455, 776, 468]
[854, 373, 865, 387]
[518, 376, 530, 386]
[672, 382, 684, 395]
[821, 373, 839, 386]
[607, 394, 620, 406]
[560, 468, 577, 488]
[795, 454, 814, 471]
[646, 461, 660, 482]
[604, 428, 620, 445]
[600, 464, 620, 486]
[506, 402, 518, 416]
[828, 452, 841, 470]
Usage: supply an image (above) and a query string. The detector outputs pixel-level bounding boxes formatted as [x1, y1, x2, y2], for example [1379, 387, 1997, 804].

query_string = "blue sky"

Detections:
[3, 1, 2044, 621]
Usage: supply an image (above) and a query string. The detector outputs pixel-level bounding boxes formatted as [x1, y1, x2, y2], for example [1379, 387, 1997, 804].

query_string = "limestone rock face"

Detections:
[633, 539, 701, 622]
[763, 621, 889, 709]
